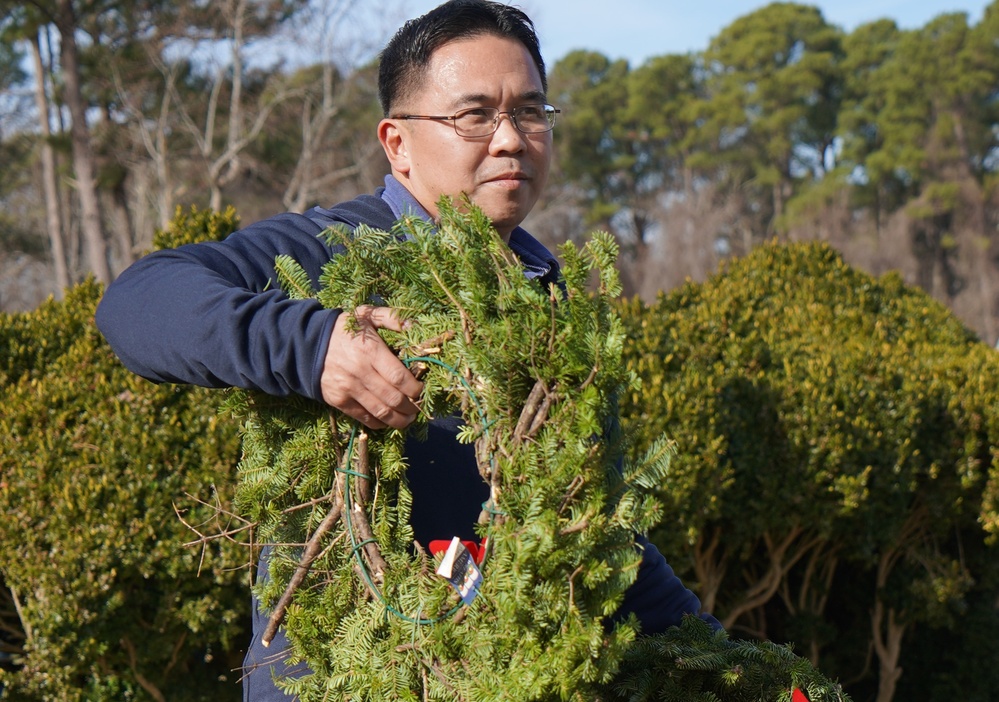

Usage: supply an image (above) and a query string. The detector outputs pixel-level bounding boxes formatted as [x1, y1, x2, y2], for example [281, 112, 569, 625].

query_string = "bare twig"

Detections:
[559, 519, 590, 536]
[558, 476, 585, 515]
[354, 431, 372, 506]
[348, 433, 388, 586]
[513, 379, 549, 443]
[262, 491, 345, 648]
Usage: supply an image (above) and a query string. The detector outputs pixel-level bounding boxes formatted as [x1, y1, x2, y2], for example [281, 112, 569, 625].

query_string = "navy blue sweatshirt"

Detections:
[96, 176, 720, 700]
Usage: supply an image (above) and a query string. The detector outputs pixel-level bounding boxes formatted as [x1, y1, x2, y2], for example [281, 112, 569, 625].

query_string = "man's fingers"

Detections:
[329, 383, 418, 430]
[351, 306, 423, 400]
[320, 307, 423, 429]
[354, 304, 411, 334]
[335, 397, 395, 431]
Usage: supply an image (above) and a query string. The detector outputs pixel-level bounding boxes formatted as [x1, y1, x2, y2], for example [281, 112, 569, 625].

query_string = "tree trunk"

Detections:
[720, 526, 821, 631]
[30, 30, 70, 296]
[951, 111, 997, 344]
[107, 180, 135, 270]
[871, 599, 905, 702]
[692, 527, 726, 615]
[870, 542, 910, 702]
[209, 0, 247, 213]
[57, 0, 111, 284]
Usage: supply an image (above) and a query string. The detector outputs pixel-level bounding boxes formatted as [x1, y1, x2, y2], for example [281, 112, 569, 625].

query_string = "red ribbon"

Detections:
[428, 539, 487, 564]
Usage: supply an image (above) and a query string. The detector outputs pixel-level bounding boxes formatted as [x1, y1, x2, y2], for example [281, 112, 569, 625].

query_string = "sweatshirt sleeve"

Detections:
[613, 535, 723, 635]
[95, 212, 340, 402]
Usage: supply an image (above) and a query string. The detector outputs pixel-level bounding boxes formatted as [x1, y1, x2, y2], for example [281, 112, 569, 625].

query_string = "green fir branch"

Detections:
[226, 198, 848, 701]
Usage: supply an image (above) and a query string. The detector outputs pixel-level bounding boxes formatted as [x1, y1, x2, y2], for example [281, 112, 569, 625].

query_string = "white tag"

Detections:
[435, 537, 482, 605]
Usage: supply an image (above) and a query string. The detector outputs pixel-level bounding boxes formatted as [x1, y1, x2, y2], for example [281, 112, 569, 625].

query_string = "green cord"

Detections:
[337, 354, 495, 625]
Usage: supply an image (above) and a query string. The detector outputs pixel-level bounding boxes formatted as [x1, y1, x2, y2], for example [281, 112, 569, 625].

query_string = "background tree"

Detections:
[621, 52, 725, 295]
[33, 0, 112, 282]
[547, 50, 630, 235]
[693, 3, 843, 246]
[27, 22, 70, 294]
[619, 241, 999, 702]
[268, 0, 386, 213]
[3, 0, 998, 345]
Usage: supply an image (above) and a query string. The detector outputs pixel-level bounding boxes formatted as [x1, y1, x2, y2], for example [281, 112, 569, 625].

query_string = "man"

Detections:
[96, 1, 719, 699]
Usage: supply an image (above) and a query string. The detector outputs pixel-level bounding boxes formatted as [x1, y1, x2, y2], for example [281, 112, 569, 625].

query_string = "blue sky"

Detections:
[398, 1, 990, 66]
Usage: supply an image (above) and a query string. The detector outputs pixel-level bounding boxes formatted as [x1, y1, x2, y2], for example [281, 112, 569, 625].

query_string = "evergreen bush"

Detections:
[618, 240, 999, 699]
[0, 207, 248, 701]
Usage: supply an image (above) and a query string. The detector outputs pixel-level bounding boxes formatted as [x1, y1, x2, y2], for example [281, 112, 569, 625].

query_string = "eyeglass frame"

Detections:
[390, 103, 561, 137]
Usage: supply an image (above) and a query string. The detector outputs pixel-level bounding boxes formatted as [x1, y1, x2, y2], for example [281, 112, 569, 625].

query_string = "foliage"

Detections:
[605, 616, 847, 702]
[0, 209, 248, 701]
[548, 50, 632, 229]
[228, 200, 648, 700]
[694, 2, 844, 231]
[223, 202, 846, 700]
[4, 0, 999, 340]
[618, 240, 999, 699]
[152, 204, 240, 250]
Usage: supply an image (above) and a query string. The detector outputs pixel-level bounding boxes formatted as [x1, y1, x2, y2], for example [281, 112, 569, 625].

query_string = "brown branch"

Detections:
[577, 364, 599, 392]
[406, 330, 456, 381]
[121, 636, 166, 702]
[164, 630, 188, 683]
[693, 527, 727, 615]
[525, 390, 555, 440]
[548, 283, 559, 355]
[329, 410, 344, 468]
[410, 330, 456, 357]
[354, 432, 372, 506]
[281, 492, 340, 515]
[347, 432, 388, 586]
[427, 265, 473, 345]
[558, 476, 585, 515]
[262, 488, 345, 648]
[425, 659, 466, 701]
[513, 379, 549, 443]
[722, 525, 823, 629]
[350, 502, 388, 586]
[173, 492, 258, 577]
[567, 564, 585, 612]
[560, 519, 590, 536]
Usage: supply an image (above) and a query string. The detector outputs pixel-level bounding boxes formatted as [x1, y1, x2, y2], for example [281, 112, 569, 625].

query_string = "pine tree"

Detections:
[223, 199, 848, 701]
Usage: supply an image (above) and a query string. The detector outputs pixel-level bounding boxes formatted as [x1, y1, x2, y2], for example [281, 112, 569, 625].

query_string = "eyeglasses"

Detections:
[392, 104, 560, 137]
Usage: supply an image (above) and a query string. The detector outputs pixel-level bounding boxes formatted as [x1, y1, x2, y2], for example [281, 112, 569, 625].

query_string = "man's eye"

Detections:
[518, 105, 545, 119]
[461, 108, 492, 119]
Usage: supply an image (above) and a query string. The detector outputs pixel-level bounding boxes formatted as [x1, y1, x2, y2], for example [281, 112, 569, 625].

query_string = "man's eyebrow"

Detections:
[447, 90, 548, 110]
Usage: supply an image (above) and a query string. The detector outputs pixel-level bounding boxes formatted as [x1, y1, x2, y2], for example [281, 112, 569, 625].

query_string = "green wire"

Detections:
[337, 354, 494, 625]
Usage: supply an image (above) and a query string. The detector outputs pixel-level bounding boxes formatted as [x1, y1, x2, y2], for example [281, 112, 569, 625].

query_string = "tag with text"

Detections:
[435, 536, 483, 605]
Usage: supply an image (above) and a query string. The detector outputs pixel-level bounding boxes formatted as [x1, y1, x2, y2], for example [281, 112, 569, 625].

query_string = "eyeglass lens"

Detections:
[454, 105, 555, 136]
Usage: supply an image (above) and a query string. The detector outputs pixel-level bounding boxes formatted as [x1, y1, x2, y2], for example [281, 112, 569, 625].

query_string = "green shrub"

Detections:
[618, 240, 999, 700]
[0, 207, 246, 701]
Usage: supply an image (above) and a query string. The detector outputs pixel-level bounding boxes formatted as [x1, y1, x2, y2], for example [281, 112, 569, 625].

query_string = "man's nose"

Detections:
[488, 113, 526, 153]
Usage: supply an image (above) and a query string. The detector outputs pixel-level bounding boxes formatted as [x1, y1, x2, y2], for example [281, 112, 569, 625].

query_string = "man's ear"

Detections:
[378, 119, 412, 176]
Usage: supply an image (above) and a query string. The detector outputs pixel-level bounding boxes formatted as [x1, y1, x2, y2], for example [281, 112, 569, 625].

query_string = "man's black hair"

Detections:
[378, 0, 547, 116]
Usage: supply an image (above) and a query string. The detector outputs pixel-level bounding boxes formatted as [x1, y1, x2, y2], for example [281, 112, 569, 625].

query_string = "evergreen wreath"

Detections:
[222, 199, 848, 701]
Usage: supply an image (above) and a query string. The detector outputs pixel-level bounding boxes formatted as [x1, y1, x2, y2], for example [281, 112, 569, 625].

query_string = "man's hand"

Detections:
[321, 305, 423, 429]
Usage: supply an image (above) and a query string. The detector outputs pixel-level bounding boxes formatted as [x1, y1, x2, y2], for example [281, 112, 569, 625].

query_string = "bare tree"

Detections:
[277, 0, 385, 212]
[29, 26, 69, 294]
[51, 0, 111, 283]
[164, 0, 306, 212]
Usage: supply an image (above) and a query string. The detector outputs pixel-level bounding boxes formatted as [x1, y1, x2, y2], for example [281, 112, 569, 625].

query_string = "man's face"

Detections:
[379, 34, 552, 241]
